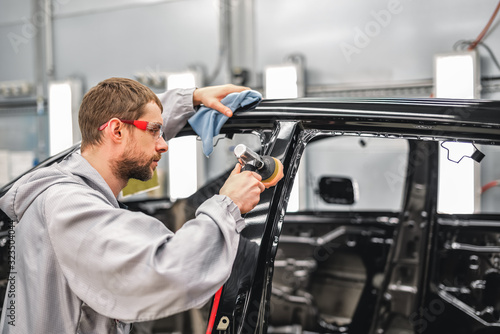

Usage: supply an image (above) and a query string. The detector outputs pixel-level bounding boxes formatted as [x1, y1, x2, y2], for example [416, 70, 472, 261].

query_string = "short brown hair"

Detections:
[78, 77, 162, 151]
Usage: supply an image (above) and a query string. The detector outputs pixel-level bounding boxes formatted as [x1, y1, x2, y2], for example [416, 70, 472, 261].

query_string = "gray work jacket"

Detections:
[0, 88, 245, 333]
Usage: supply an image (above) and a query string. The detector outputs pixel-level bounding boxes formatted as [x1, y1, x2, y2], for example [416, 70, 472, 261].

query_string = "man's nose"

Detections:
[156, 137, 168, 153]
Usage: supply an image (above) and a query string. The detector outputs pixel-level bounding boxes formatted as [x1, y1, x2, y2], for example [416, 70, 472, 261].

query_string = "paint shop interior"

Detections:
[1, 1, 500, 334]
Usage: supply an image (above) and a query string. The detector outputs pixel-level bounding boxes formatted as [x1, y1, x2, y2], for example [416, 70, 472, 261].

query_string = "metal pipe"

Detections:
[44, 0, 54, 79]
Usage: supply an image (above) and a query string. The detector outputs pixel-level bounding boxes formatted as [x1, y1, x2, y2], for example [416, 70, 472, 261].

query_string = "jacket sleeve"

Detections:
[158, 88, 197, 141]
[44, 184, 244, 322]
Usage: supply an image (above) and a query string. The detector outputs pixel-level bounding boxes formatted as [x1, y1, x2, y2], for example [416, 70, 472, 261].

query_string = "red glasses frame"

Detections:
[98, 119, 164, 140]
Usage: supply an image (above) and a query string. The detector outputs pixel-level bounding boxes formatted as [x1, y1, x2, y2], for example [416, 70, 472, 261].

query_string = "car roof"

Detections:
[218, 97, 500, 143]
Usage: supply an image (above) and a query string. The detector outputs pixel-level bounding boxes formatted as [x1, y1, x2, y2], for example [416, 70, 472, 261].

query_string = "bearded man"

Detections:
[0, 77, 265, 333]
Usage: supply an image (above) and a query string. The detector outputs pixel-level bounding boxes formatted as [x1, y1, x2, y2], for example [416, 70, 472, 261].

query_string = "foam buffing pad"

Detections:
[234, 143, 284, 188]
[258, 156, 284, 188]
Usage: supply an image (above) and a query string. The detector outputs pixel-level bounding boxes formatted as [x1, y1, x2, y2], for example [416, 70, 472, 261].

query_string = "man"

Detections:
[0, 78, 265, 333]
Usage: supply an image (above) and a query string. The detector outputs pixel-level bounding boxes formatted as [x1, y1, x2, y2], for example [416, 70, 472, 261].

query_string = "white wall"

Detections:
[256, 0, 500, 91]
[1, 0, 221, 88]
[1, 0, 35, 82]
[1, 0, 499, 91]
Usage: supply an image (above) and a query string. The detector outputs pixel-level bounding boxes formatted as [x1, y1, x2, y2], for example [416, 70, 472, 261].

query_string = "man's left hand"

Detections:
[193, 84, 250, 117]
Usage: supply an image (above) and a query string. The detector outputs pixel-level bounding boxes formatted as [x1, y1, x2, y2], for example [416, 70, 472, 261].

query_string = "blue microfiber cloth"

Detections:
[188, 90, 262, 156]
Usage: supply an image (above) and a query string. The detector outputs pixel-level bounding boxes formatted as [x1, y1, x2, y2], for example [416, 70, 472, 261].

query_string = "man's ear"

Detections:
[107, 118, 124, 143]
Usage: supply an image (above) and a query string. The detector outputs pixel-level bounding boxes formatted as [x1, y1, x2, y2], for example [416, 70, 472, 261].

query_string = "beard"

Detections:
[112, 149, 162, 182]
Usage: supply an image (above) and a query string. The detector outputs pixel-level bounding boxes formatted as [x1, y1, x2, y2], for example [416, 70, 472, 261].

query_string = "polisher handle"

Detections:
[233, 144, 284, 188]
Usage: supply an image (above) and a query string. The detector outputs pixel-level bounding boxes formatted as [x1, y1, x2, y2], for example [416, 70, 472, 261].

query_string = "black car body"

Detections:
[2, 97, 500, 334]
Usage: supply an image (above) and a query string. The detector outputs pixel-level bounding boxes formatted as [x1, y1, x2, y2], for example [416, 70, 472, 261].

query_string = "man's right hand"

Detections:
[193, 84, 250, 117]
[219, 164, 265, 214]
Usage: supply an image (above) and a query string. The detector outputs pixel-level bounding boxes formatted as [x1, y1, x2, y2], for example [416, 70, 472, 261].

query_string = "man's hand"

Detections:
[220, 164, 265, 214]
[193, 84, 250, 117]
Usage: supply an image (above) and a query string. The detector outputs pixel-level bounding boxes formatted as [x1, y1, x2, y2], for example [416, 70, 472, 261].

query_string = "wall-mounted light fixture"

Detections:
[135, 68, 203, 91]
[264, 59, 305, 99]
[264, 54, 305, 99]
[48, 80, 82, 156]
[166, 71, 201, 90]
[264, 55, 306, 211]
[165, 70, 203, 200]
[434, 50, 481, 214]
[434, 50, 481, 99]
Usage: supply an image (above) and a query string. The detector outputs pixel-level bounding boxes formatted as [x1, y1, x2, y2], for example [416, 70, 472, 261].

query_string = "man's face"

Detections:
[112, 102, 168, 182]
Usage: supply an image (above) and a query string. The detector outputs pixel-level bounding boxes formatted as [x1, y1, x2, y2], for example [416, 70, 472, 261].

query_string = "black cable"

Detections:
[453, 40, 500, 72]
[478, 42, 500, 72]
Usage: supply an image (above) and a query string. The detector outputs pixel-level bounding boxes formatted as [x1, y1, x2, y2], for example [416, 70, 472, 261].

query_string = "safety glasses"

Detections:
[98, 119, 164, 141]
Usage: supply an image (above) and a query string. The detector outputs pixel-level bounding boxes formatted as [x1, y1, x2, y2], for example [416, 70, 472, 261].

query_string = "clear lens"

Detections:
[146, 122, 163, 140]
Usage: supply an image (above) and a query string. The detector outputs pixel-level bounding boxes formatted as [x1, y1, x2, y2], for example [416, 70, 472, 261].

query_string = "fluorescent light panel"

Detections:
[434, 51, 479, 99]
[168, 136, 198, 200]
[167, 72, 197, 90]
[166, 71, 199, 200]
[434, 51, 481, 214]
[265, 63, 304, 210]
[49, 82, 73, 156]
[438, 142, 479, 214]
[265, 64, 300, 99]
